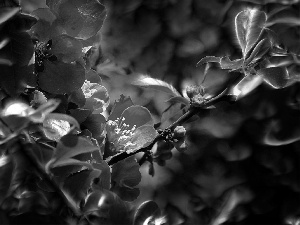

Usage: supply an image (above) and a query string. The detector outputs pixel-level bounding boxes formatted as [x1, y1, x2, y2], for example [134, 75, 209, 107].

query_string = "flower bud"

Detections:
[173, 138, 188, 153]
[186, 85, 205, 99]
[173, 126, 186, 139]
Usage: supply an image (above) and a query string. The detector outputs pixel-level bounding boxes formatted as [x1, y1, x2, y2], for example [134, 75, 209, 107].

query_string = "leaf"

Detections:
[50, 0, 107, 40]
[133, 201, 161, 225]
[196, 56, 221, 66]
[161, 103, 188, 128]
[0, 64, 36, 96]
[132, 75, 181, 97]
[263, 119, 300, 146]
[220, 57, 244, 70]
[257, 67, 289, 89]
[244, 38, 271, 65]
[50, 34, 83, 63]
[47, 134, 99, 169]
[83, 189, 130, 223]
[69, 108, 92, 124]
[165, 96, 189, 105]
[0, 29, 33, 66]
[266, 17, 300, 27]
[30, 90, 47, 107]
[92, 162, 111, 190]
[0, 155, 13, 205]
[111, 156, 141, 201]
[86, 69, 102, 84]
[235, 9, 267, 57]
[38, 61, 85, 94]
[0, 7, 19, 25]
[231, 75, 263, 99]
[63, 169, 102, 204]
[82, 114, 106, 141]
[108, 95, 133, 121]
[43, 113, 80, 141]
[31, 8, 56, 24]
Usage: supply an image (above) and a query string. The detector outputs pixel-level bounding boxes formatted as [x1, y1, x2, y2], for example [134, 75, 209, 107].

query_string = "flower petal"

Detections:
[120, 106, 154, 130]
[108, 95, 133, 121]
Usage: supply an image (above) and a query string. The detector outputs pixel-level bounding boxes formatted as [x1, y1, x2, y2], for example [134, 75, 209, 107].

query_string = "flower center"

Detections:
[34, 39, 57, 73]
[106, 117, 137, 152]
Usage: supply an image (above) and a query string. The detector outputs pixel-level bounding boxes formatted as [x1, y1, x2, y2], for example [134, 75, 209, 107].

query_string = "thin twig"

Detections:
[107, 87, 230, 166]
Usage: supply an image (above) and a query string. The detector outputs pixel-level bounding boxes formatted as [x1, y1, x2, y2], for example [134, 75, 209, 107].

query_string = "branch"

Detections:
[107, 107, 198, 166]
[107, 87, 230, 166]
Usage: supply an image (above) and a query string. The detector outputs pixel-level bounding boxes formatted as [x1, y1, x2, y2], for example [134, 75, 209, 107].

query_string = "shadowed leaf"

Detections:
[38, 61, 85, 94]
[48, 0, 107, 40]
[257, 66, 289, 88]
[197, 56, 221, 66]
[220, 57, 243, 70]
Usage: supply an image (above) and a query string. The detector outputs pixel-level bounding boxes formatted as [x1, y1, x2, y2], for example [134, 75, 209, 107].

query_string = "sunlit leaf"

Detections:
[43, 113, 80, 141]
[133, 200, 161, 225]
[257, 67, 289, 89]
[132, 75, 181, 97]
[235, 9, 267, 57]
[38, 61, 85, 94]
[231, 75, 263, 99]
[196, 56, 221, 66]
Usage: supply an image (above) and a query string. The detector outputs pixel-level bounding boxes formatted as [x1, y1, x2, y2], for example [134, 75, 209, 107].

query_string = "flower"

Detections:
[81, 80, 110, 112]
[105, 96, 157, 155]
